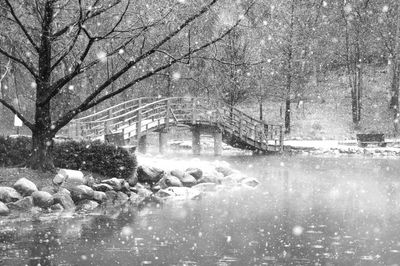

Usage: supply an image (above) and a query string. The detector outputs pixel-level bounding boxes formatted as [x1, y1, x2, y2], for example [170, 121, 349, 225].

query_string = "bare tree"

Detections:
[0, 0, 253, 170]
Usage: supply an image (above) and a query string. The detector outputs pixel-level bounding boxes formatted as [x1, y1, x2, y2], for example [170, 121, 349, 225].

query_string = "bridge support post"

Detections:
[138, 135, 147, 154]
[159, 130, 168, 154]
[192, 128, 201, 155]
[213, 130, 222, 156]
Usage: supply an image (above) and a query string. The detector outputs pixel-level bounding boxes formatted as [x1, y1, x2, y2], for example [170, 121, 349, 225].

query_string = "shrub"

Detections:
[0, 137, 137, 180]
[52, 140, 137, 180]
[0, 136, 31, 167]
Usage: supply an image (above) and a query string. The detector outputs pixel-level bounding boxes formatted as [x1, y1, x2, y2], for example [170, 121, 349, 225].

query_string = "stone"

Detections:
[241, 177, 260, 188]
[192, 182, 218, 193]
[52, 173, 65, 185]
[127, 172, 138, 186]
[223, 173, 246, 183]
[129, 193, 145, 206]
[93, 183, 114, 192]
[215, 166, 235, 177]
[155, 189, 175, 198]
[196, 174, 219, 184]
[0, 201, 10, 216]
[50, 203, 64, 212]
[32, 191, 54, 208]
[164, 187, 201, 200]
[77, 200, 99, 211]
[41, 186, 58, 195]
[157, 175, 183, 189]
[170, 169, 185, 179]
[13, 178, 38, 196]
[58, 169, 85, 188]
[116, 192, 129, 205]
[180, 173, 197, 187]
[84, 175, 95, 187]
[53, 192, 75, 210]
[7, 196, 34, 211]
[0, 187, 22, 203]
[135, 187, 153, 198]
[93, 191, 107, 203]
[101, 178, 124, 191]
[69, 185, 94, 202]
[137, 165, 165, 184]
[186, 168, 203, 180]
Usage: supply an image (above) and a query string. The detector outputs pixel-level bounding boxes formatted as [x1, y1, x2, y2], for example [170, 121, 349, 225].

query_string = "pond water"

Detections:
[1, 155, 400, 266]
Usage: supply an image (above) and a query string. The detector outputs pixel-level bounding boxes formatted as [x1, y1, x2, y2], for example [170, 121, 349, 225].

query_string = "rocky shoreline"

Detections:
[0, 159, 260, 217]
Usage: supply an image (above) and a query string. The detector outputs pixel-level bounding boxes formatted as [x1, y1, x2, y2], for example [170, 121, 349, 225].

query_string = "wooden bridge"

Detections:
[61, 97, 284, 155]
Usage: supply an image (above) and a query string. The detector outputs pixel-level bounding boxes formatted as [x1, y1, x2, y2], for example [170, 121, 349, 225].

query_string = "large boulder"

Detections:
[157, 175, 182, 189]
[0, 187, 22, 203]
[53, 192, 75, 210]
[32, 191, 54, 208]
[186, 168, 203, 180]
[69, 185, 94, 202]
[50, 203, 64, 212]
[41, 186, 58, 195]
[7, 196, 34, 211]
[0, 201, 10, 216]
[13, 178, 38, 196]
[137, 165, 165, 184]
[180, 173, 197, 187]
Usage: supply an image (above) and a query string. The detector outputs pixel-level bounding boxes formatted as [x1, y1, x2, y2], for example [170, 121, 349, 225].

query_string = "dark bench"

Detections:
[356, 133, 387, 147]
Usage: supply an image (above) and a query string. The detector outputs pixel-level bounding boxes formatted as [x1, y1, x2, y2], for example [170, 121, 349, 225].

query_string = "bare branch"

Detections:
[4, 0, 39, 51]
[0, 99, 34, 130]
[0, 47, 38, 78]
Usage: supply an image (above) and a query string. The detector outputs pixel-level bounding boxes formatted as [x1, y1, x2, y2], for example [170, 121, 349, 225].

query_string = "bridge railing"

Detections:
[62, 97, 284, 151]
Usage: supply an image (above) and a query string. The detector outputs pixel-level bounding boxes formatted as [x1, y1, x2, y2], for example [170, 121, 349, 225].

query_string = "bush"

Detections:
[0, 137, 137, 180]
[0, 136, 31, 167]
[53, 140, 137, 180]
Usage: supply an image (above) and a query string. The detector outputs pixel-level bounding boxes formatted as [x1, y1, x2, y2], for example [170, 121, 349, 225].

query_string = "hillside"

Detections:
[0, 65, 397, 140]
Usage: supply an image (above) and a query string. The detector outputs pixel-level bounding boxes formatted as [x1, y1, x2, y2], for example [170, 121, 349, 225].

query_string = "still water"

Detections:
[1, 155, 400, 266]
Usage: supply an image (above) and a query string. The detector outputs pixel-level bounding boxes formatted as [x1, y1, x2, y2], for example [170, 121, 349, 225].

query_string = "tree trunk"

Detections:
[284, 98, 291, 134]
[30, 0, 55, 171]
[259, 99, 263, 121]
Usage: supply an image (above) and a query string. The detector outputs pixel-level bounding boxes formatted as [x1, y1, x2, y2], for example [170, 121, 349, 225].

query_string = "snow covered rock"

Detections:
[69, 185, 94, 202]
[56, 169, 85, 188]
[101, 178, 129, 192]
[7, 196, 34, 211]
[137, 165, 165, 184]
[180, 173, 197, 187]
[0, 187, 22, 203]
[93, 183, 114, 192]
[93, 191, 107, 203]
[157, 175, 183, 189]
[186, 168, 203, 180]
[77, 200, 99, 211]
[192, 182, 219, 193]
[32, 191, 54, 208]
[53, 192, 75, 210]
[240, 177, 260, 188]
[13, 178, 38, 196]
[0, 201, 10, 216]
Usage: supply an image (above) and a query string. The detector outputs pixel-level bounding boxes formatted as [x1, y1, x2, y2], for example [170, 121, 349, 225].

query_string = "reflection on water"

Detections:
[1, 156, 400, 265]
